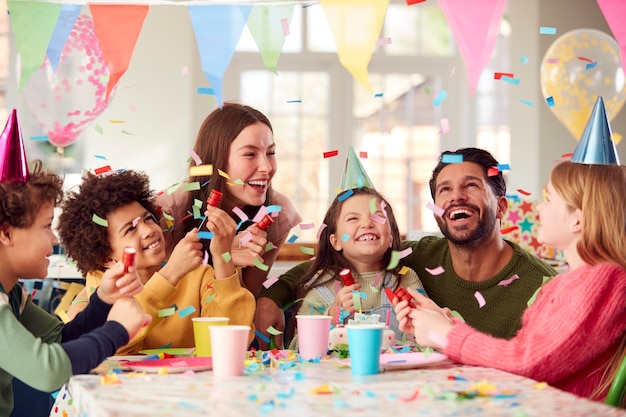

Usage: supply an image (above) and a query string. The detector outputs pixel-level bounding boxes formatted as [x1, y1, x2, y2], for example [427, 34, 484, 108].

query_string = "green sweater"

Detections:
[258, 236, 557, 339]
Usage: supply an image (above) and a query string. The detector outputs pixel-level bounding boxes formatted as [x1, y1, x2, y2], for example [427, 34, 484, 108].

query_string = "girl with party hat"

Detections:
[0, 110, 151, 416]
[287, 148, 426, 351]
[394, 97, 626, 404]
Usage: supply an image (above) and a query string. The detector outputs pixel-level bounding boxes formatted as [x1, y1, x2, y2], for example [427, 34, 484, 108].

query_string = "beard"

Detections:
[436, 204, 498, 246]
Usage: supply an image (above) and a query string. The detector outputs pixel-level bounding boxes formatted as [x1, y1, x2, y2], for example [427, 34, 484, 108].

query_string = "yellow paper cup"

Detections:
[192, 317, 230, 357]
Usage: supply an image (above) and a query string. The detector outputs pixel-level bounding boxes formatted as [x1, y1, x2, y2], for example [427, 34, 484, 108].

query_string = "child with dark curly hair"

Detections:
[58, 169, 255, 355]
[0, 109, 149, 416]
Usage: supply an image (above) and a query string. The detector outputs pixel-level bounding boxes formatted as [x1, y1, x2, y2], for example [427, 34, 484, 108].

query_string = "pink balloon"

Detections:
[21, 14, 115, 148]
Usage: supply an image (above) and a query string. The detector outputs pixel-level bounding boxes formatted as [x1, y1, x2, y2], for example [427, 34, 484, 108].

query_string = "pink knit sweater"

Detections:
[445, 263, 626, 401]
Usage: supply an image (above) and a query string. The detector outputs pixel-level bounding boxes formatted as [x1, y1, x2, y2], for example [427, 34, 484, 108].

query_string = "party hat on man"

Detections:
[571, 96, 620, 165]
[339, 146, 375, 190]
[0, 109, 30, 183]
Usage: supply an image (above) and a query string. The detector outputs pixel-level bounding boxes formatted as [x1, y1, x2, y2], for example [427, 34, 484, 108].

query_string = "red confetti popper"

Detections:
[256, 214, 275, 231]
[393, 287, 415, 308]
[121, 247, 136, 273]
[339, 268, 355, 286]
[207, 189, 223, 207]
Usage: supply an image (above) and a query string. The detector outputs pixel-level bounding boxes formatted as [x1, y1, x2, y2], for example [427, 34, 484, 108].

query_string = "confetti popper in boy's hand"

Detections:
[122, 247, 136, 273]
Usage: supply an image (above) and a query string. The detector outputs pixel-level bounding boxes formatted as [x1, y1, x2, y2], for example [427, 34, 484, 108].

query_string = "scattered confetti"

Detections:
[92, 213, 108, 227]
[498, 274, 520, 286]
[539, 26, 557, 35]
[323, 150, 339, 158]
[474, 291, 486, 308]
[425, 266, 445, 275]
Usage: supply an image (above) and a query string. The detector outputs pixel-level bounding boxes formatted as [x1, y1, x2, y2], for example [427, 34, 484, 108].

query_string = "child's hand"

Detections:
[231, 224, 268, 267]
[107, 298, 152, 340]
[97, 262, 144, 305]
[334, 282, 362, 315]
[160, 228, 203, 285]
[204, 206, 237, 258]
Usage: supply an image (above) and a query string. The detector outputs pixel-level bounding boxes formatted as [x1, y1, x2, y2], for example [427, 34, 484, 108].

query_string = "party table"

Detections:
[57, 353, 626, 417]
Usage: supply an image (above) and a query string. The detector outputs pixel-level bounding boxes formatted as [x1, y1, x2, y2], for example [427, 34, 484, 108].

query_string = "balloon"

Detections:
[540, 29, 626, 141]
[20, 14, 115, 148]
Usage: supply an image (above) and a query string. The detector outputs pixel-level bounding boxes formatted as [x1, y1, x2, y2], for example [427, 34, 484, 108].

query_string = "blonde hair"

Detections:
[550, 162, 626, 269]
[551, 161, 626, 402]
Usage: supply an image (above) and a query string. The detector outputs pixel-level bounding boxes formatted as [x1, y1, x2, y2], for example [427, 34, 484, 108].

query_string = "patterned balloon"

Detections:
[540, 29, 625, 141]
[20, 14, 115, 148]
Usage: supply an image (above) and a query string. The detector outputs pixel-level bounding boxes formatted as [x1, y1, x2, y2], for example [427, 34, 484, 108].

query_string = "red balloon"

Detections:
[20, 14, 116, 148]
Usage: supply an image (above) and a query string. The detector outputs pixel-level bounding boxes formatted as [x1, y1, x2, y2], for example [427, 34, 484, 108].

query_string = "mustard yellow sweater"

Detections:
[84, 266, 256, 355]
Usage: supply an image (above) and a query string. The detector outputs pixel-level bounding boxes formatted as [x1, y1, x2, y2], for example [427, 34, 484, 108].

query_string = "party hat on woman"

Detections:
[571, 96, 621, 165]
[339, 146, 375, 190]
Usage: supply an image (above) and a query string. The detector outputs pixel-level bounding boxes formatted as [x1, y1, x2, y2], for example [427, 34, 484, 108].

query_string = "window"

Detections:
[228, 0, 511, 240]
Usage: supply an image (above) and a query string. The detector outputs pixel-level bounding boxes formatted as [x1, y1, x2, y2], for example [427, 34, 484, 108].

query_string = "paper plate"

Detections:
[379, 352, 448, 371]
[138, 348, 195, 356]
[126, 357, 212, 373]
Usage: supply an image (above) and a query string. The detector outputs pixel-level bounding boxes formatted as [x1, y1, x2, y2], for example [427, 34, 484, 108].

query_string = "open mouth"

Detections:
[447, 208, 474, 221]
[356, 233, 379, 242]
[143, 240, 160, 251]
[247, 179, 268, 191]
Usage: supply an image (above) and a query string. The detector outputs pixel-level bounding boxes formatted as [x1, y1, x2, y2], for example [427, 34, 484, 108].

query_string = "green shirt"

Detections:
[258, 236, 557, 339]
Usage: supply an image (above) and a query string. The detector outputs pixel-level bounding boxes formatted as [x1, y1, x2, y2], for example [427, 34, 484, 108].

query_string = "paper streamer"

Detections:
[474, 291, 486, 308]
[425, 266, 445, 275]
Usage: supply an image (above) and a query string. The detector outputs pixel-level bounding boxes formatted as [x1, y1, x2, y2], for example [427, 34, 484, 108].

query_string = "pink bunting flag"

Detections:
[597, 0, 626, 69]
[438, 0, 507, 95]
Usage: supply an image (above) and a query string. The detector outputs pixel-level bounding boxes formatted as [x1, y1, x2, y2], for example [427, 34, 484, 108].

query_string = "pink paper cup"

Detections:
[209, 325, 251, 377]
[192, 317, 229, 357]
[296, 315, 332, 360]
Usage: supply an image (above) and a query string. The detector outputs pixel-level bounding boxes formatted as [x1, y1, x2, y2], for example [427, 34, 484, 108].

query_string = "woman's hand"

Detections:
[230, 224, 268, 267]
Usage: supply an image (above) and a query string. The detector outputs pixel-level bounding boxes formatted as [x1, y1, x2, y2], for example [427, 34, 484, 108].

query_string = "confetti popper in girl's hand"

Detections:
[339, 268, 355, 286]
[122, 247, 136, 273]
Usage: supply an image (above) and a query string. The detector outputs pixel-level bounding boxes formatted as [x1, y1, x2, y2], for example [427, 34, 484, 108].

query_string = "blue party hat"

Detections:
[571, 96, 620, 165]
[339, 146, 375, 190]
[0, 109, 30, 183]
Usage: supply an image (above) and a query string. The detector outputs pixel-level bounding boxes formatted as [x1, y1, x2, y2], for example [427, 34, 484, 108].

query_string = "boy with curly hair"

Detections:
[58, 169, 255, 354]
[0, 109, 149, 415]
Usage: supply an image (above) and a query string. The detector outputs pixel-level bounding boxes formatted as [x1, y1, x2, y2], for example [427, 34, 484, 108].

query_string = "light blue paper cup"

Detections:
[346, 324, 384, 376]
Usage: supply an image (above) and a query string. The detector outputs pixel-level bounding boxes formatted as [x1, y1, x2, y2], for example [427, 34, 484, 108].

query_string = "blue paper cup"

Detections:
[346, 324, 384, 376]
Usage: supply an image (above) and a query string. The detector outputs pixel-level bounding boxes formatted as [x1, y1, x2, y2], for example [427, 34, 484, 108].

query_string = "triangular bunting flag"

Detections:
[7, 0, 61, 90]
[597, 0, 626, 71]
[247, 2, 295, 74]
[89, 4, 149, 99]
[439, 0, 506, 95]
[321, 0, 389, 93]
[47, 4, 82, 73]
[188, 4, 252, 107]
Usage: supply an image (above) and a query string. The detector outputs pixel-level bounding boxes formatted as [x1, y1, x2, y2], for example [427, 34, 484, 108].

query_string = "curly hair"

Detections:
[0, 161, 63, 232]
[58, 170, 157, 275]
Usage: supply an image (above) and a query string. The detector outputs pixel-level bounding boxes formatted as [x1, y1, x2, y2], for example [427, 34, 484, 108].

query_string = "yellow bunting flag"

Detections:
[321, 0, 390, 92]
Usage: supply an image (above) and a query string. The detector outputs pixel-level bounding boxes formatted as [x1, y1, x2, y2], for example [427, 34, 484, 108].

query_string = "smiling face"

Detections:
[3, 202, 58, 282]
[105, 201, 166, 271]
[329, 194, 392, 272]
[224, 122, 277, 207]
[433, 162, 505, 246]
